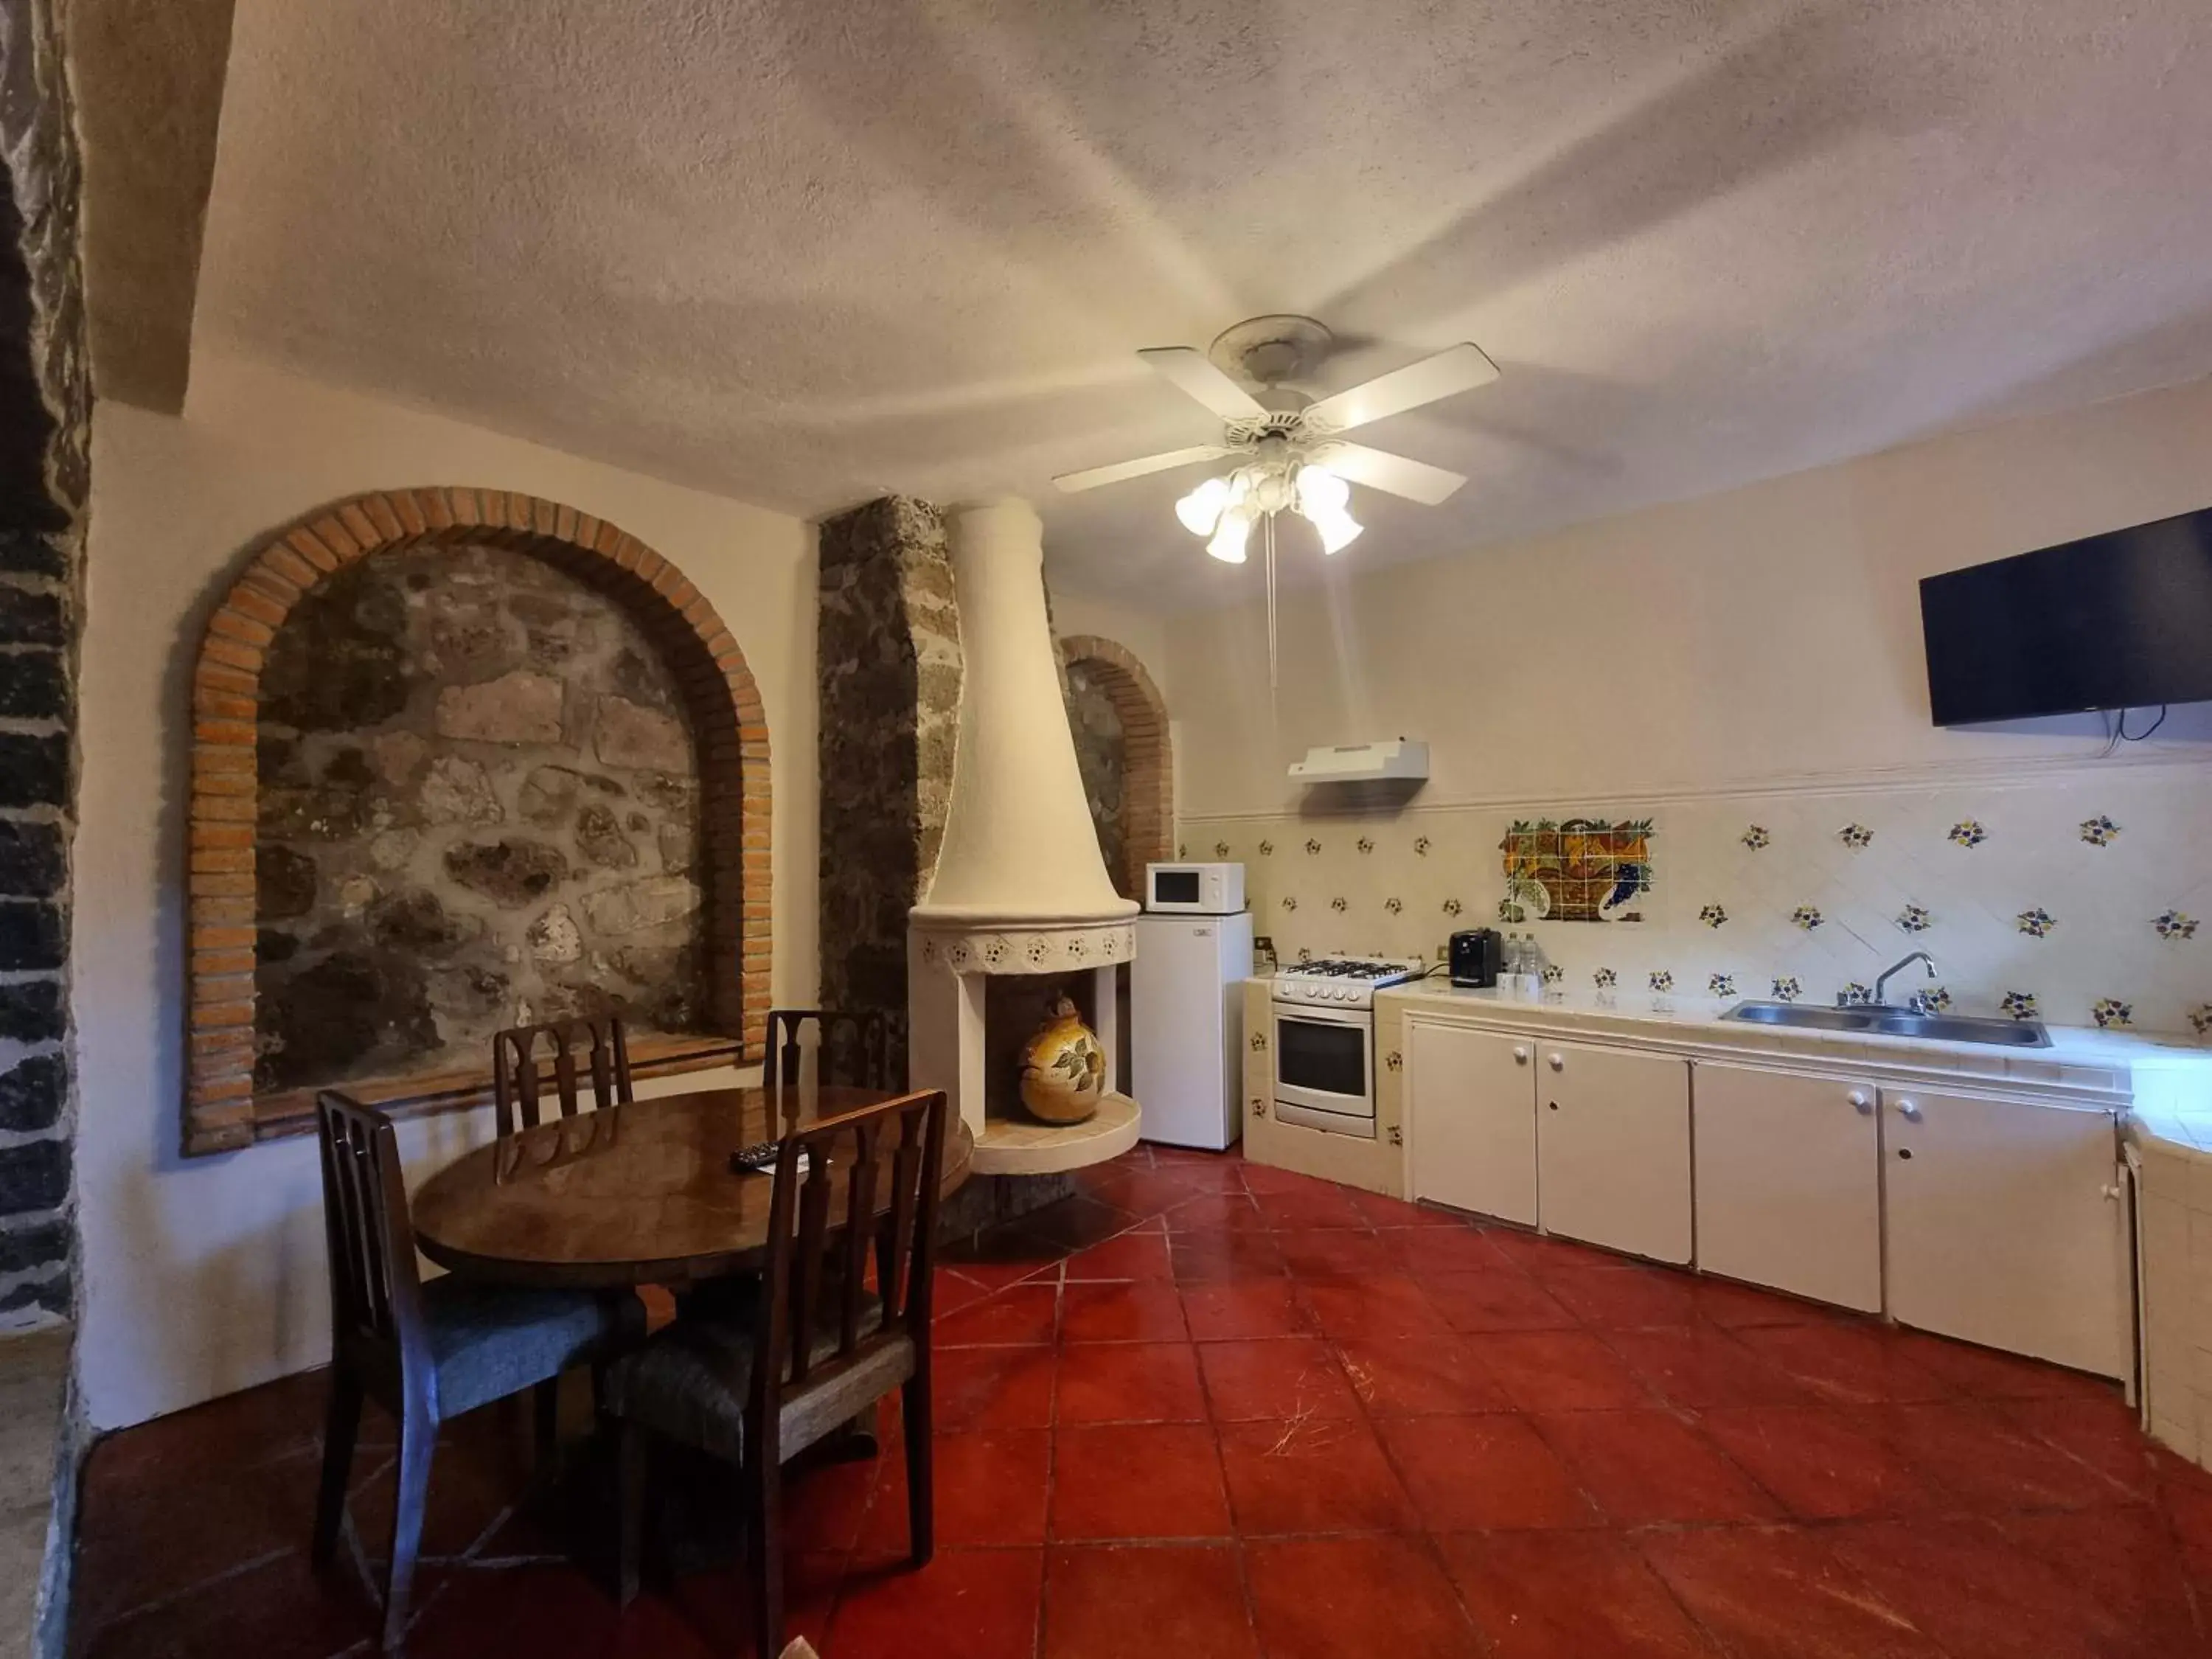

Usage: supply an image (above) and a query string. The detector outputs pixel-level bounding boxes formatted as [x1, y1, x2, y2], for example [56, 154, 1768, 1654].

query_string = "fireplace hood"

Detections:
[911, 498, 1139, 931]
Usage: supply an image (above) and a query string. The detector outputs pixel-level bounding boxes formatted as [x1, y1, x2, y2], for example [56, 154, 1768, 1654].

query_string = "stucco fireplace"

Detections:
[907, 499, 1142, 1172]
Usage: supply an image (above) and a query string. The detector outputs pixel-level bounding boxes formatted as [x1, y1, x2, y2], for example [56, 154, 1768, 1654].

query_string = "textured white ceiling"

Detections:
[196, 0, 2212, 610]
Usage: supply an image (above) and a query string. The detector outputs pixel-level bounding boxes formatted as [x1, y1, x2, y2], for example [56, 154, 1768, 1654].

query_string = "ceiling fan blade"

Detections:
[1051, 444, 1232, 493]
[1137, 347, 1267, 420]
[1315, 442, 1467, 506]
[1303, 342, 1500, 433]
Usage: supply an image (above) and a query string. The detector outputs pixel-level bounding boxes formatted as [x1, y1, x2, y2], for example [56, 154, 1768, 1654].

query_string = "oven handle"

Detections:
[1270, 1001, 1374, 1029]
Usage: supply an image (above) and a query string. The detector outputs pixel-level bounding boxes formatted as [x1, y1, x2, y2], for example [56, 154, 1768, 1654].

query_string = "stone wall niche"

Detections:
[1059, 634, 1172, 900]
[185, 489, 770, 1155]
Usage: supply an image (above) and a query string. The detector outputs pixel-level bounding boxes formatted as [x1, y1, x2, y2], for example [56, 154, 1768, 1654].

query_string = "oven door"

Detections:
[1272, 1001, 1376, 1135]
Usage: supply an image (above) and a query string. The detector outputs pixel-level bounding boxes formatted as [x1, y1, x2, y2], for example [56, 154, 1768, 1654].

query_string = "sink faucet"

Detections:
[1874, 950, 1938, 1007]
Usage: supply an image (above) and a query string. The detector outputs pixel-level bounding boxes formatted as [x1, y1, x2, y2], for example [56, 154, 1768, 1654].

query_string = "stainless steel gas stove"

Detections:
[1269, 957, 1427, 1138]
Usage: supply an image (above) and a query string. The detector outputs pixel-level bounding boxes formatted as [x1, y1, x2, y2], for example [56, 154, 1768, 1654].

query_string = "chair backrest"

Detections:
[314, 1091, 427, 1385]
[492, 1016, 633, 1139]
[763, 1007, 902, 1093]
[749, 1089, 947, 1423]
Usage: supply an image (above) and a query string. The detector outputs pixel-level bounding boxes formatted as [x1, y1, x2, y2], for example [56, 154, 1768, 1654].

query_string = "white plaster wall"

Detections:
[76, 354, 818, 1430]
[1166, 373, 2212, 821]
[1165, 374, 2212, 1032]
[1049, 585, 1172, 708]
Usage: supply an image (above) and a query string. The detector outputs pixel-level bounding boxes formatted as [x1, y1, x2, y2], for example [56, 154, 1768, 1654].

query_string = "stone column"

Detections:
[816, 497, 960, 1026]
[0, 0, 90, 1334]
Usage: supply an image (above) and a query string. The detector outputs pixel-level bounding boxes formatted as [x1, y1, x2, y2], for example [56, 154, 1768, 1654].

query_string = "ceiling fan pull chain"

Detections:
[1265, 514, 1279, 692]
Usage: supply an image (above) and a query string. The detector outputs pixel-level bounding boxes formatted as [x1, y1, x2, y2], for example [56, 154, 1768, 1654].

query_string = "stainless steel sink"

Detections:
[1722, 1001, 2051, 1048]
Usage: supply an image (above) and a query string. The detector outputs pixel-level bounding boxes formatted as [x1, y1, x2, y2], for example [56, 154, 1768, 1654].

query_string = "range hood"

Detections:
[1288, 740, 1430, 785]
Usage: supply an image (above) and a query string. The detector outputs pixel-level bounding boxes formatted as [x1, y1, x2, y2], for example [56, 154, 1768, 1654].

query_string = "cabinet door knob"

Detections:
[1895, 1099, 1922, 1122]
[1547, 1053, 1565, 1072]
[1848, 1091, 1871, 1113]
[1512, 1046, 1529, 1064]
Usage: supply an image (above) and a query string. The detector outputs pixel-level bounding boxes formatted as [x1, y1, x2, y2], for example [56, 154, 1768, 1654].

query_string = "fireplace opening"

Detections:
[981, 969, 1098, 1124]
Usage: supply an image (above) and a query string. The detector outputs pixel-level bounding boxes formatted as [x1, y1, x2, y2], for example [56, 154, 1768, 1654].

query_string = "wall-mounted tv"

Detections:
[1919, 505, 2212, 726]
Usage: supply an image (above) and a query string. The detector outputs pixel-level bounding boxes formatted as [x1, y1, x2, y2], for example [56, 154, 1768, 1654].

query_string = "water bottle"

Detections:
[1523, 934, 1551, 1000]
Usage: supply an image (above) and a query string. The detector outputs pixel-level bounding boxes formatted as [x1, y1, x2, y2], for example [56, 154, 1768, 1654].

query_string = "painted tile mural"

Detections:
[1498, 818, 1652, 922]
[1185, 765, 2212, 1037]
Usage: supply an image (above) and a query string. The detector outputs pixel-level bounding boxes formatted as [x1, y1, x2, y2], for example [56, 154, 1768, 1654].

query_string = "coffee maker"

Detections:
[1449, 928, 1502, 988]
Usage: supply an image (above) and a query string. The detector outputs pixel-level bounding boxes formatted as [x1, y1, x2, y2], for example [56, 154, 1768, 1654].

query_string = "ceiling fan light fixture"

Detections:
[1307, 504, 1363, 554]
[1295, 463, 1348, 517]
[1207, 501, 1255, 564]
[1175, 476, 1231, 537]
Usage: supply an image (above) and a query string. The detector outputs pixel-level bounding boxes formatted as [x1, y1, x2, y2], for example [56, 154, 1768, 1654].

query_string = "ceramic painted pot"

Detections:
[1018, 994, 1105, 1124]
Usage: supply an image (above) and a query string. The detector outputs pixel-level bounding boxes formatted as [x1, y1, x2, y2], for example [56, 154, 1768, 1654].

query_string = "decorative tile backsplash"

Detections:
[1183, 765, 2212, 1037]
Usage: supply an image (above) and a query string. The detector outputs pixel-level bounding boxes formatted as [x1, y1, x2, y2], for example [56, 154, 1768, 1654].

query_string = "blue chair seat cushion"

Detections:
[424, 1279, 639, 1419]
[605, 1285, 887, 1466]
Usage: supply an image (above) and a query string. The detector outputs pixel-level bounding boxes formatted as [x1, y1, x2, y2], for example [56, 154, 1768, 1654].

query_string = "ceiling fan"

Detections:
[1051, 314, 1499, 563]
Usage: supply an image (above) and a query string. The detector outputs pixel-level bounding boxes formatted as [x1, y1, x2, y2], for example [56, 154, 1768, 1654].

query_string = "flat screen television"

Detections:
[1919, 505, 2212, 726]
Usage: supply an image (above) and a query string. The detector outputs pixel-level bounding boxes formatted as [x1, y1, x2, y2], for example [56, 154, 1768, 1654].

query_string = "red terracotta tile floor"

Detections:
[67, 1144, 2212, 1657]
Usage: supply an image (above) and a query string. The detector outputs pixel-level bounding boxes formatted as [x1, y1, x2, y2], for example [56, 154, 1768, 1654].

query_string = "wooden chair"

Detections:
[603, 1088, 949, 1656]
[762, 1006, 901, 1093]
[492, 1015, 634, 1138]
[310, 1091, 642, 1650]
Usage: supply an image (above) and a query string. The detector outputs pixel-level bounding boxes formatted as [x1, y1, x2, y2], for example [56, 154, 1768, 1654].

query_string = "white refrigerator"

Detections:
[1133, 909, 1255, 1150]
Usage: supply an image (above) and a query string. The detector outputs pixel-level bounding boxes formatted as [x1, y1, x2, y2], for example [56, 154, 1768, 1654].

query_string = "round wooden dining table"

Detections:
[411, 1083, 975, 1290]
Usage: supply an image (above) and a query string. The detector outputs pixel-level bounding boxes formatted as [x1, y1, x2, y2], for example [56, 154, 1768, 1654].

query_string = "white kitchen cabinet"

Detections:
[1536, 1040, 1693, 1263]
[1405, 1020, 1538, 1224]
[1694, 1062, 1882, 1312]
[1884, 1085, 2130, 1379]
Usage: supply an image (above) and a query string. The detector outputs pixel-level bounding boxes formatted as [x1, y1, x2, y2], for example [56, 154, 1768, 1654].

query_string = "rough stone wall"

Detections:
[816, 497, 959, 1030]
[1065, 661, 1128, 899]
[252, 543, 703, 1093]
[1056, 635, 1172, 902]
[0, 0, 89, 1330]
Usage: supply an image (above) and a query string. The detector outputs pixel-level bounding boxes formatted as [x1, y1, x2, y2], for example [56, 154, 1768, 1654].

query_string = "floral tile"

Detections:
[2092, 998, 2133, 1029]
[1837, 823, 1873, 850]
[2154, 909, 2198, 941]
[1258, 840, 1273, 857]
[1947, 820, 1988, 848]
[1384, 897, 1402, 914]
[1837, 982, 1873, 1006]
[1708, 973, 1736, 998]
[1648, 970, 1674, 992]
[1740, 824, 1770, 849]
[2000, 991, 2039, 1020]
[1304, 838, 1322, 855]
[1770, 976, 1801, 1002]
[1214, 841, 1231, 858]
[2016, 908, 2055, 939]
[1790, 905, 1823, 931]
[1329, 897, 1348, 912]
[2191, 1004, 2212, 1037]
[1413, 836, 1430, 855]
[1542, 964, 1564, 986]
[2079, 815, 2121, 846]
[1908, 986, 1952, 1014]
[1697, 903, 1727, 928]
[1593, 967, 1618, 989]
[1442, 898, 1463, 917]
[1896, 903, 1932, 933]
[1356, 836, 1374, 854]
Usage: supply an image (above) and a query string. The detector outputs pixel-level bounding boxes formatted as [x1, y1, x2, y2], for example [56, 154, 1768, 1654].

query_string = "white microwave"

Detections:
[1144, 861, 1245, 915]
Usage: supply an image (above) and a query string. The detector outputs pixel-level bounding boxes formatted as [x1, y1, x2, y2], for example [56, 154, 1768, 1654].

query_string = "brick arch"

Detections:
[1059, 633, 1172, 900]
[185, 487, 770, 1155]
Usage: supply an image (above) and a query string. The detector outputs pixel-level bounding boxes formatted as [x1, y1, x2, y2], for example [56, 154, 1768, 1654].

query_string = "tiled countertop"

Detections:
[1357, 980, 2212, 1119]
